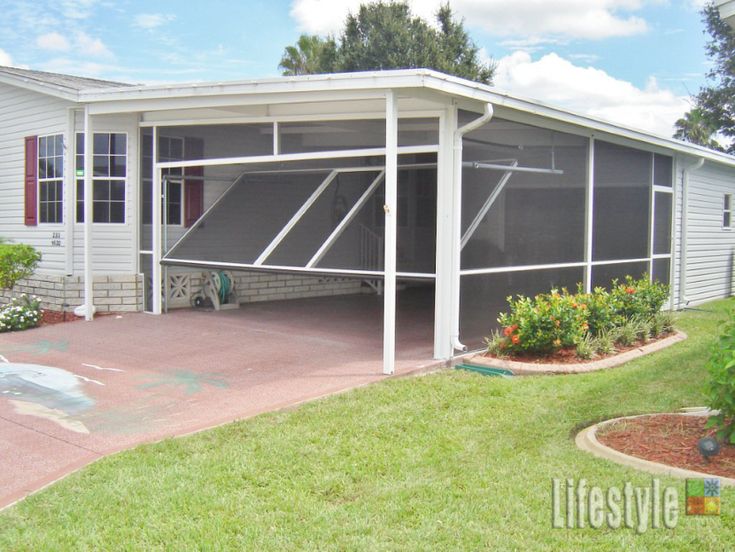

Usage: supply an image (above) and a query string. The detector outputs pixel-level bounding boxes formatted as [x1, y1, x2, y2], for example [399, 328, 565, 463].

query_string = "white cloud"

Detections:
[134, 13, 176, 30]
[0, 48, 14, 66]
[74, 31, 112, 57]
[290, 0, 651, 39]
[60, 0, 98, 20]
[36, 32, 71, 52]
[494, 51, 689, 137]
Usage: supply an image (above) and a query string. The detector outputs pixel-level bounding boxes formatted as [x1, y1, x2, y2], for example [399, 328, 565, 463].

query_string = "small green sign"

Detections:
[76, 169, 84, 177]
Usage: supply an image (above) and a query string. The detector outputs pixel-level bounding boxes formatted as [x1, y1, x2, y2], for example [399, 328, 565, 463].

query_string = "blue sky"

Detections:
[0, 1, 715, 137]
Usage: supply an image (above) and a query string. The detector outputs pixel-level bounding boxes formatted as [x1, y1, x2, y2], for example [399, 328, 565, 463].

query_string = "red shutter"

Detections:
[184, 137, 204, 227]
[24, 136, 38, 226]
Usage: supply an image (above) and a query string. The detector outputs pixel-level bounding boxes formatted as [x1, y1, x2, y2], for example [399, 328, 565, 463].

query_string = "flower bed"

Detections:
[484, 275, 674, 362]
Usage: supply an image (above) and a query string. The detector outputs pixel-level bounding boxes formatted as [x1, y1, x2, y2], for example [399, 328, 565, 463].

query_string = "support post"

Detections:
[434, 106, 457, 360]
[584, 137, 595, 293]
[152, 126, 163, 314]
[83, 107, 94, 320]
[383, 91, 398, 375]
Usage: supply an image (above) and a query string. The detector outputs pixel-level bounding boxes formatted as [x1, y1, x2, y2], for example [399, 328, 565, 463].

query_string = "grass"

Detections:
[0, 300, 733, 550]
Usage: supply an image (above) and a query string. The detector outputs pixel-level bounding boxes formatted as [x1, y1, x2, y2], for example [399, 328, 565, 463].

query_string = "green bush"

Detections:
[0, 242, 41, 289]
[704, 308, 735, 444]
[498, 289, 588, 354]
[608, 275, 669, 325]
[490, 275, 673, 358]
[0, 294, 42, 332]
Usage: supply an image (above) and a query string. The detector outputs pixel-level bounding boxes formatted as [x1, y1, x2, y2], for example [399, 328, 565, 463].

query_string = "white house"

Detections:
[1, 65, 734, 374]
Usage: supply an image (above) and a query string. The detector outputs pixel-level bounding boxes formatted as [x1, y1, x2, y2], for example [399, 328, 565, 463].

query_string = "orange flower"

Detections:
[553, 338, 562, 347]
[579, 304, 587, 310]
[582, 322, 589, 331]
[503, 326, 513, 336]
[511, 334, 521, 345]
[625, 287, 636, 295]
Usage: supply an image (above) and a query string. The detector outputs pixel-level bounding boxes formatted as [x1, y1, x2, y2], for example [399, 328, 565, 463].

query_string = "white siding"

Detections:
[71, 112, 139, 274]
[0, 83, 72, 273]
[683, 161, 735, 305]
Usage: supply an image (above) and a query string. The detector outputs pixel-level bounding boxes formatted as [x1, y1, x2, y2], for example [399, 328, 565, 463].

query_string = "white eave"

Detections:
[716, 0, 735, 28]
[10, 67, 735, 169]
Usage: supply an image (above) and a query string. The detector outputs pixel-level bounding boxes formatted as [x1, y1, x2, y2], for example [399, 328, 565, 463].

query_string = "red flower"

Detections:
[625, 287, 636, 295]
[503, 326, 513, 336]
[511, 334, 521, 345]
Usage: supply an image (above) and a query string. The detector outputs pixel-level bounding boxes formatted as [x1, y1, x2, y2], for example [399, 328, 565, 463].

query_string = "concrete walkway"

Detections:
[0, 293, 435, 509]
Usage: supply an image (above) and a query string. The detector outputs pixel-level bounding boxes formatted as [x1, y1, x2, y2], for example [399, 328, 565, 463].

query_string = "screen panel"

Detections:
[459, 266, 585, 349]
[592, 141, 651, 261]
[591, 261, 649, 290]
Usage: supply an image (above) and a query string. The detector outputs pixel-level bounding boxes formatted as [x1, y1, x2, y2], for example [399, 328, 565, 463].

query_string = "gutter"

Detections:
[678, 156, 705, 308]
[451, 102, 494, 353]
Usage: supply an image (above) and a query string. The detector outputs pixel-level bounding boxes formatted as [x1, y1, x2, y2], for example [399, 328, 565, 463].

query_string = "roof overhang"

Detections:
[0, 72, 80, 101]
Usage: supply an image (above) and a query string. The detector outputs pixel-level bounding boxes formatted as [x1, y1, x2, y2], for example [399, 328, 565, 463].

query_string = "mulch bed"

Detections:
[483, 331, 674, 365]
[597, 414, 735, 479]
[39, 310, 80, 326]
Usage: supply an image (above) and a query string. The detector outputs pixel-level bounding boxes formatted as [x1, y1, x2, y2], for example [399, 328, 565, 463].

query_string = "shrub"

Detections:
[0, 242, 41, 289]
[704, 309, 735, 444]
[608, 275, 669, 325]
[575, 284, 616, 336]
[498, 289, 588, 354]
[0, 294, 42, 332]
[591, 328, 618, 356]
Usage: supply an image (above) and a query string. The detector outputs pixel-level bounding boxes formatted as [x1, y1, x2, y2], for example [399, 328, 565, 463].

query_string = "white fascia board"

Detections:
[0, 73, 79, 101]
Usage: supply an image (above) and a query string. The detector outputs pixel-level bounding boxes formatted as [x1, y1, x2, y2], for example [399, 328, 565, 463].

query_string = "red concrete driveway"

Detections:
[0, 292, 435, 509]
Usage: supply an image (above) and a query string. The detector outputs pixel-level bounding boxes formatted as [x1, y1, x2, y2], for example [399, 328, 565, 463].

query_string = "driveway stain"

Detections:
[138, 370, 229, 395]
[0, 339, 69, 356]
[0, 359, 95, 433]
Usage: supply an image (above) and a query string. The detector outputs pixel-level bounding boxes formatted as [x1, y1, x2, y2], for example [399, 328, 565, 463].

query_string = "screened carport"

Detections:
[139, 100, 443, 375]
[75, 70, 680, 375]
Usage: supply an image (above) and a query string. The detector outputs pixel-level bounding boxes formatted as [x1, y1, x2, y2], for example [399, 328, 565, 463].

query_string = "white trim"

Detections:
[138, 111, 443, 128]
[82, 108, 94, 320]
[152, 126, 162, 315]
[160, 258, 435, 280]
[584, 137, 595, 292]
[154, 145, 438, 170]
[461, 262, 587, 277]
[383, 91, 398, 375]
[36, 133, 65, 225]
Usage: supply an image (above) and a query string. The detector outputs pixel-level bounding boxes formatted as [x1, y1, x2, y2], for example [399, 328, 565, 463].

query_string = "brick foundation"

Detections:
[0, 273, 144, 313]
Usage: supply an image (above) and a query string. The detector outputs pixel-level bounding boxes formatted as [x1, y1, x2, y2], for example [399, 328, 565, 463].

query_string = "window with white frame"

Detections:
[141, 135, 184, 225]
[76, 133, 127, 223]
[38, 134, 64, 223]
[725, 194, 733, 229]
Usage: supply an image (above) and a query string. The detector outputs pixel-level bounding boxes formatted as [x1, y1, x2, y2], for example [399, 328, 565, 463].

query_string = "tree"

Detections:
[278, 34, 336, 76]
[279, 2, 494, 84]
[676, 4, 735, 153]
[673, 107, 721, 150]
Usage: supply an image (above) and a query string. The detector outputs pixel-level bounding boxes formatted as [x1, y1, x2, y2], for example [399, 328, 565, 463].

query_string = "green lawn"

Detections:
[1, 300, 733, 551]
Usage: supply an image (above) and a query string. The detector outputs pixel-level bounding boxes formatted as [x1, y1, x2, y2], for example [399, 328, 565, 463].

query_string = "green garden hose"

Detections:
[216, 271, 231, 304]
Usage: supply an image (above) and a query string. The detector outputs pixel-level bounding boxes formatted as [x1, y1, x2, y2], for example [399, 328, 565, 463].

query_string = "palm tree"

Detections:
[278, 34, 335, 76]
[674, 108, 723, 150]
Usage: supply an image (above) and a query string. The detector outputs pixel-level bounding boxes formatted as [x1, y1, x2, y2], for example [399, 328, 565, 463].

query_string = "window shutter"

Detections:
[24, 136, 38, 226]
[184, 137, 204, 227]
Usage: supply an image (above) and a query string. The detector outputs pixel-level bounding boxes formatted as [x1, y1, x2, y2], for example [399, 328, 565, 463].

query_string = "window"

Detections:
[725, 194, 733, 229]
[76, 133, 127, 223]
[142, 136, 184, 225]
[38, 134, 64, 223]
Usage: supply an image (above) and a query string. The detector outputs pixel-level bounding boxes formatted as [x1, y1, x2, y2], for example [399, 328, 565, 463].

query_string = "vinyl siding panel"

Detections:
[683, 161, 735, 306]
[0, 83, 71, 273]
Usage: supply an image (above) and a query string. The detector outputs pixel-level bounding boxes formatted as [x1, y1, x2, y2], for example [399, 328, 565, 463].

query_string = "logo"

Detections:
[686, 479, 721, 516]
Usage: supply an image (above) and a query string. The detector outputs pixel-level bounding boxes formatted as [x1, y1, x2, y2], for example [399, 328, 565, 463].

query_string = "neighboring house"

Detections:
[0, 65, 734, 374]
[716, 0, 735, 28]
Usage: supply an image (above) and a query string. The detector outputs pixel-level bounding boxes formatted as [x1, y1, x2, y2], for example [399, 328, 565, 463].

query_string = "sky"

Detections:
[0, 0, 716, 138]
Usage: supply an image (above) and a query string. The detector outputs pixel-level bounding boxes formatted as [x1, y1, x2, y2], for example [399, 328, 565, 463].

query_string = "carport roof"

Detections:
[2, 65, 733, 168]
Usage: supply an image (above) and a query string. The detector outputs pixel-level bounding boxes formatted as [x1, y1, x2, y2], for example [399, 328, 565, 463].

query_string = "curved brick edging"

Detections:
[575, 411, 735, 486]
[465, 331, 687, 375]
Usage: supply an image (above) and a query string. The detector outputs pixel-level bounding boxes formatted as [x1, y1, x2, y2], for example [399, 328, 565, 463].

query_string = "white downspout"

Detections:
[81, 106, 95, 320]
[450, 103, 494, 352]
[679, 156, 705, 308]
